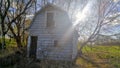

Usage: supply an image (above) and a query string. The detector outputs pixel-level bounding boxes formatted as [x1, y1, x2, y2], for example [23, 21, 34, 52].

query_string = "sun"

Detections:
[73, 1, 92, 27]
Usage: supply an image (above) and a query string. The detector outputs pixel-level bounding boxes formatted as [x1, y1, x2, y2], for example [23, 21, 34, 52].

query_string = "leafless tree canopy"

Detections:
[0, 0, 120, 52]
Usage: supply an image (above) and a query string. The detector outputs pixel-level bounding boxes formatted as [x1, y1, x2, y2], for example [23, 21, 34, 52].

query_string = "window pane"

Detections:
[54, 40, 58, 46]
[47, 13, 54, 28]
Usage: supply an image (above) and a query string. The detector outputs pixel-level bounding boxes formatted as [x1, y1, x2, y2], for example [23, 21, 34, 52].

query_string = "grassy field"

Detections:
[0, 39, 17, 58]
[25, 45, 120, 68]
[76, 45, 120, 68]
[0, 42, 120, 68]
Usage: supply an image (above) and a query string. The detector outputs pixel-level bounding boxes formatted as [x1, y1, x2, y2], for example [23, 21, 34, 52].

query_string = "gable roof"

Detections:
[37, 3, 66, 13]
[27, 3, 66, 30]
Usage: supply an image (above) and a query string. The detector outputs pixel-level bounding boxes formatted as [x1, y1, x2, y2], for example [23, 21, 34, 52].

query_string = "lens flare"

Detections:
[73, 1, 93, 27]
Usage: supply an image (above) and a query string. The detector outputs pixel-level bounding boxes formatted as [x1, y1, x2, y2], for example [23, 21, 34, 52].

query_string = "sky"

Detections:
[25, 0, 120, 39]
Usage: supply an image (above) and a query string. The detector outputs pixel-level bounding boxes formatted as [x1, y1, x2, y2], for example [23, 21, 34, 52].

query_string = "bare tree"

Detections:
[0, 0, 10, 49]
[6, 0, 34, 48]
[0, 0, 34, 49]
[78, 0, 120, 55]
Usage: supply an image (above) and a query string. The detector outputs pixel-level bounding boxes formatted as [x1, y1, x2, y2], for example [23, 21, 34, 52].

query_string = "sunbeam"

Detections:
[61, 0, 94, 43]
[73, 0, 93, 27]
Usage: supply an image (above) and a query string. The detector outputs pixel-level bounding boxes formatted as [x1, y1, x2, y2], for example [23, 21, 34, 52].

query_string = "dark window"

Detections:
[54, 40, 58, 47]
[47, 13, 54, 28]
[29, 36, 38, 58]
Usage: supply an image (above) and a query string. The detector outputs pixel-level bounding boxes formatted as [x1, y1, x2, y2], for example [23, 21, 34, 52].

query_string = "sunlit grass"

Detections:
[76, 57, 94, 68]
[0, 40, 120, 68]
[0, 38, 17, 58]
[77, 45, 120, 68]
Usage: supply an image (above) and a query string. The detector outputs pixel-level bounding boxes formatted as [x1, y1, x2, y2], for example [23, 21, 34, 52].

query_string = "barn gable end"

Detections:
[27, 4, 78, 61]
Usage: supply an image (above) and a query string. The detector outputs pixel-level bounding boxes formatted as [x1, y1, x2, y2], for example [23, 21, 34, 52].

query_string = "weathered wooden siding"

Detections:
[72, 30, 78, 59]
[36, 36, 72, 60]
[28, 5, 78, 60]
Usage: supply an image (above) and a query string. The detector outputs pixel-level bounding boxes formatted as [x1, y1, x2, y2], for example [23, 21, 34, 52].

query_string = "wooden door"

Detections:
[29, 36, 38, 58]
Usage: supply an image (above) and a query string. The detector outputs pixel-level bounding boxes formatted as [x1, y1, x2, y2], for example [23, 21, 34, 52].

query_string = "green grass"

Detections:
[24, 45, 120, 68]
[0, 40, 120, 68]
[77, 45, 120, 68]
[0, 38, 17, 58]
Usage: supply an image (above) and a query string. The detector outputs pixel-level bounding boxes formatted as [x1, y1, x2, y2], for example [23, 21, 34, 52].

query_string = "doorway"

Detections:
[29, 36, 38, 58]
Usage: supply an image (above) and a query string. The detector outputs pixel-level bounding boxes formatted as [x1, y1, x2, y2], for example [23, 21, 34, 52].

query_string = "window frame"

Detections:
[54, 40, 58, 47]
[45, 11, 56, 28]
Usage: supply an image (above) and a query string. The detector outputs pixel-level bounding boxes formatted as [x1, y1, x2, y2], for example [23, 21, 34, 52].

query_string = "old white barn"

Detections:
[27, 4, 78, 61]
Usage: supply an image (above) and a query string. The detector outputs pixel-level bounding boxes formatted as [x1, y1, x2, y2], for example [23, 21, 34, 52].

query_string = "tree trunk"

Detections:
[15, 36, 22, 48]
[78, 41, 88, 56]
[1, 34, 6, 49]
[1, 21, 6, 49]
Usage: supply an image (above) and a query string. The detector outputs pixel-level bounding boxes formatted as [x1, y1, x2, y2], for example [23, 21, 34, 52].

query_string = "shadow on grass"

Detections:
[78, 54, 100, 68]
[25, 59, 79, 68]
[1, 46, 117, 68]
[0, 47, 79, 68]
